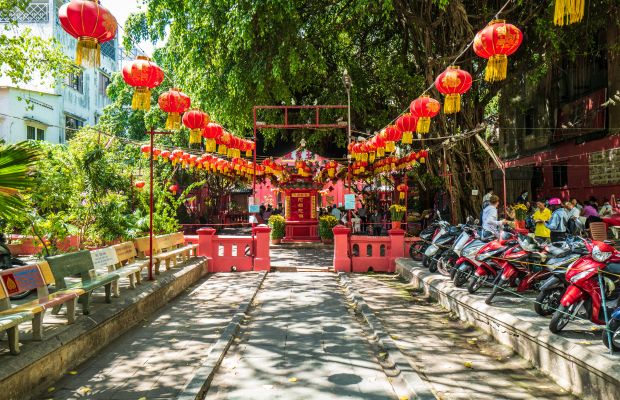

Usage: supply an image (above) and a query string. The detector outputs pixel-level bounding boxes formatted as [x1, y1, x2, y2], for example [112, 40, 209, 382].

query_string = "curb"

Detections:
[177, 270, 268, 400]
[337, 272, 437, 400]
[396, 258, 620, 400]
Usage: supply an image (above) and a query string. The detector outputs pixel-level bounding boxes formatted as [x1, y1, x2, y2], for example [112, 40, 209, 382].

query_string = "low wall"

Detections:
[396, 258, 620, 400]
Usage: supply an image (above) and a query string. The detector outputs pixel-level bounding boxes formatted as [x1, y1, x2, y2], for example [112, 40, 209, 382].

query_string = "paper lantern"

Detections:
[434, 66, 472, 114]
[169, 184, 179, 195]
[396, 114, 418, 144]
[122, 56, 164, 111]
[183, 110, 210, 146]
[396, 183, 408, 200]
[554, 0, 584, 26]
[58, 0, 117, 67]
[381, 125, 402, 152]
[140, 145, 150, 158]
[158, 88, 191, 130]
[473, 20, 523, 83]
[202, 122, 223, 153]
[409, 95, 440, 134]
[134, 180, 145, 189]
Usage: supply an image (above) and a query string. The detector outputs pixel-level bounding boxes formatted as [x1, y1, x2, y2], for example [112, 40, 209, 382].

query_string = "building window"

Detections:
[100, 39, 117, 61]
[65, 69, 83, 93]
[552, 165, 568, 188]
[65, 115, 84, 141]
[99, 72, 111, 97]
[26, 125, 45, 141]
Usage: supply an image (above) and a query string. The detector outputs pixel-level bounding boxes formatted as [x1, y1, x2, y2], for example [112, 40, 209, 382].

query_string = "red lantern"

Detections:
[171, 149, 184, 165]
[434, 66, 472, 114]
[152, 148, 161, 160]
[396, 114, 418, 144]
[396, 183, 408, 200]
[182, 110, 210, 146]
[58, 0, 117, 67]
[122, 56, 164, 111]
[202, 122, 223, 153]
[169, 184, 179, 195]
[160, 150, 171, 162]
[409, 95, 441, 134]
[140, 145, 150, 158]
[217, 131, 231, 155]
[381, 125, 402, 153]
[158, 88, 191, 130]
[134, 180, 145, 189]
[473, 20, 523, 82]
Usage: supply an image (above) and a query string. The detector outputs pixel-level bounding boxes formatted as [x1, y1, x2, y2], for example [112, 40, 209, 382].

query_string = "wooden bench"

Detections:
[134, 232, 198, 274]
[0, 263, 80, 353]
[91, 244, 145, 297]
[46, 250, 118, 315]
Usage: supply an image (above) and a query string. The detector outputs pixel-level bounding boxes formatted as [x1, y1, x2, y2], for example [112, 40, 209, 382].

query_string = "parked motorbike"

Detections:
[436, 218, 479, 278]
[421, 214, 451, 270]
[549, 241, 620, 333]
[0, 234, 30, 300]
[410, 211, 446, 262]
[424, 224, 461, 273]
[602, 305, 620, 351]
[534, 237, 588, 316]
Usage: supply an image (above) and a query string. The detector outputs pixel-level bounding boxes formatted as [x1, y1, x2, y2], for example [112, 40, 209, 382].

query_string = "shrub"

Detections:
[389, 204, 406, 222]
[319, 215, 339, 240]
[268, 214, 286, 240]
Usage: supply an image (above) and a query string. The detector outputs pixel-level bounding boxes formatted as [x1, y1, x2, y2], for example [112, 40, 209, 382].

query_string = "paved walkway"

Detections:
[270, 245, 334, 270]
[39, 273, 262, 400]
[348, 274, 576, 400]
[206, 273, 400, 399]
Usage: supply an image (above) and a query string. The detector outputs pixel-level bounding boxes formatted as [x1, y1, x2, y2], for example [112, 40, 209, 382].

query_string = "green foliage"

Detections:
[0, 141, 40, 219]
[319, 215, 338, 240]
[267, 214, 285, 240]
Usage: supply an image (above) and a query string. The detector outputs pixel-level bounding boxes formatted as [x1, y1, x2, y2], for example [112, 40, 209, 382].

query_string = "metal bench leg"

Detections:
[7, 326, 20, 355]
[104, 283, 112, 303]
[129, 274, 136, 289]
[66, 298, 77, 324]
[33, 311, 45, 341]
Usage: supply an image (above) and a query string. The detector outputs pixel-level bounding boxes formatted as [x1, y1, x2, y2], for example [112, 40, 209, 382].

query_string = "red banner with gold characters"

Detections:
[284, 189, 317, 221]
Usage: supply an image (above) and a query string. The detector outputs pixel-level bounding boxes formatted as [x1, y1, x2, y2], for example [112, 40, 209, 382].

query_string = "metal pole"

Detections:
[252, 107, 257, 269]
[148, 127, 154, 281]
[346, 86, 352, 229]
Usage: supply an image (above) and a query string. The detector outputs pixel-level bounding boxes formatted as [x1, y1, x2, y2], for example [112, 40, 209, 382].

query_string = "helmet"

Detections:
[548, 198, 562, 206]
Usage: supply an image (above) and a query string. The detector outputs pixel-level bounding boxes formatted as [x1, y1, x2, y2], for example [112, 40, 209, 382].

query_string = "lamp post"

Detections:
[342, 70, 352, 229]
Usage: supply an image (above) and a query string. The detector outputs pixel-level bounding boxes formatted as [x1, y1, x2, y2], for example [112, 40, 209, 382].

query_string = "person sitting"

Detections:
[545, 198, 568, 242]
[600, 198, 613, 218]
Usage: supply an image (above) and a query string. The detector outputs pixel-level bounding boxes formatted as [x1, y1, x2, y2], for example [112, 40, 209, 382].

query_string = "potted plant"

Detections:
[268, 215, 285, 244]
[319, 215, 338, 244]
[389, 204, 406, 229]
[512, 203, 528, 230]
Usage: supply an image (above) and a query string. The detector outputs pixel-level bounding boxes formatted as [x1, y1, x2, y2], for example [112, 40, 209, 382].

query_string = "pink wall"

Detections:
[504, 134, 620, 201]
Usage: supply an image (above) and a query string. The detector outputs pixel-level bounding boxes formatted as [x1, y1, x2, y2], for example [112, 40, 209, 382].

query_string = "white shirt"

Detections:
[482, 205, 502, 236]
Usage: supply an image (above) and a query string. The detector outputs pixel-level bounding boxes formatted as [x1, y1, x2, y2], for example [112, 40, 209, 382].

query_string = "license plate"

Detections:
[424, 244, 439, 257]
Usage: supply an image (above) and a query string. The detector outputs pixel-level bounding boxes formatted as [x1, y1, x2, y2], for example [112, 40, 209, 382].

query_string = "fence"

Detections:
[333, 226, 405, 273]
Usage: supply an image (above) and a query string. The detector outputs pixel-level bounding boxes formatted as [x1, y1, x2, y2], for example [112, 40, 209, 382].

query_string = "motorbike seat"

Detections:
[606, 263, 620, 275]
[547, 245, 568, 257]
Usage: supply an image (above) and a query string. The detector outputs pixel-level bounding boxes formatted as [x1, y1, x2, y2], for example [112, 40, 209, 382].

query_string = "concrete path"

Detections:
[206, 273, 400, 399]
[348, 274, 576, 400]
[39, 273, 263, 400]
[270, 245, 334, 270]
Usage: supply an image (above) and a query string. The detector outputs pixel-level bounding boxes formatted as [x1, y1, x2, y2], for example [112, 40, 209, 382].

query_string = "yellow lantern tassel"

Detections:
[399, 192, 405, 200]
[554, 0, 584, 26]
[377, 148, 385, 157]
[328, 169, 335, 178]
[76, 37, 100, 67]
[189, 129, 202, 145]
[165, 112, 181, 130]
[484, 54, 507, 83]
[419, 157, 426, 164]
[416, 117, 431, 134]
[386, 141, 395, 152]
[205, 139, 215, 152]
[218, 144, 227, 155]
[132, 88, 151, 111]
[444, 93, 461, 114]
[246, 150, 252, 157]
[361, 153, 368, 162]
[402, 131, 413, 144]
[369, 152, 375, 163]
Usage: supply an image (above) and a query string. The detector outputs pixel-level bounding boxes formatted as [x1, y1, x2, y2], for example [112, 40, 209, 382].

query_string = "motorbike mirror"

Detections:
[474, 219, 480, 225]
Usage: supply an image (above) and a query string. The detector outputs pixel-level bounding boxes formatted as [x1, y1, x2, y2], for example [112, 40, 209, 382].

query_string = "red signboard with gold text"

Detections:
[284, 189, 317, 221]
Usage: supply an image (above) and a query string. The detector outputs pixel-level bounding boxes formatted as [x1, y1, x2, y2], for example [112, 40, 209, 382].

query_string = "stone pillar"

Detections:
[388, 228, 405, 273]
[253, 224, 271, 271]
[197, 227, 216, 272]
[333, 225, 351, 272]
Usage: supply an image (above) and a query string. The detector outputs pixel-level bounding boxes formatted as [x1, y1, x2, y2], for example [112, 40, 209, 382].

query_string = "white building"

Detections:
[0, 0, 120, 144]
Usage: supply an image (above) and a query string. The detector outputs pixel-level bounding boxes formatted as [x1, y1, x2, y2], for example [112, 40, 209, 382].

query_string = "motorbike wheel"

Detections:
[485, 278, 506, 305]
[428, 257, 439, 273]
[549, 304, 574, 333]
[422, 255, 431, 269]
[409, 242, 425, 261]
[467, 274, 486, 294]
[602, 319, 620, 352]
[453, 265, 473, 288]
[437, 252, 457, 277]
[534, 288, 563, 317]
[9, 289, 34, 300]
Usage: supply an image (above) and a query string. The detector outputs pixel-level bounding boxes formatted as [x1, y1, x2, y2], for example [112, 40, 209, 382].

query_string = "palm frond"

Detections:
[0, 141, 41, 219]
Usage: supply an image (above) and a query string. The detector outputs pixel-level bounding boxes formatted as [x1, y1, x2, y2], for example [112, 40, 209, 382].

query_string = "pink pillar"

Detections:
[388, 228, 405, 273]
[197, 227, 216, 272]
[252, 224, 271, 271]
[333, 225, 351, 272]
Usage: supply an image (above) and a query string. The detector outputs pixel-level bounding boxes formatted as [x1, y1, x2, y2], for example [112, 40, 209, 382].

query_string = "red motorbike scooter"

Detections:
[549, 241, 620, 333]
[462, 229, 516, 294]
[485, 233, 551, 305]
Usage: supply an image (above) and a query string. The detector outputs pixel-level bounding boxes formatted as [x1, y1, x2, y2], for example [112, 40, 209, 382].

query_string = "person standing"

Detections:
[545, 198, 568, 242]
[532, 200, 552, 241]
[358, 204, 367, 232]
[481, 195, 505, 238]
[564, 201, 583, 235]
[331, 204, 342, 221]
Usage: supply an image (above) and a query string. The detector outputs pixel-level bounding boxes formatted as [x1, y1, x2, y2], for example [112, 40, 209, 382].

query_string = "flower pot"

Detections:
[321, 238, 334, 244]
[271, 238, 282, 245]
[514, 220, 526, 229]
[391, 221, 402, 230]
